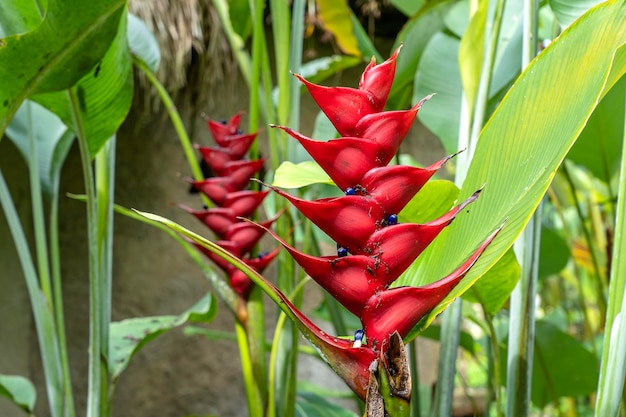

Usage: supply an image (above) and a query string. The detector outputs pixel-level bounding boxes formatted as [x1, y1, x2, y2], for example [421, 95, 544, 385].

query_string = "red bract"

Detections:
[257, 47, 503, 399]
[181, 115, 279, 301]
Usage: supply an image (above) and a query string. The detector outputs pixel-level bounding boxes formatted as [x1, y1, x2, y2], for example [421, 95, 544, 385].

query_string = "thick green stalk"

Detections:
[484, 312, 502, 417]
[68, 88, 101, 417]
[248, 0, 266, 136]
[410, 341, 422, 417]
[49, 181, 76, 417]
[269, 0, 291, 126]
[430, 299, 462, 417]
[594, 92, 626, 417]
[287, 0, 305, 132]
[235, 319, 265, 417]
[506, 1, 539, 415]
[95, 137, 115, 416]
[0, 170, 64, 417]
[467, 0, 506, 160]
[26, 101, 53, 306]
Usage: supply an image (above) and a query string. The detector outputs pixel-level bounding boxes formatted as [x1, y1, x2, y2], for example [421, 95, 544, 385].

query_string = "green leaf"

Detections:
[413, 32, 462, 153]
[400, 1, 626, 331]
[389, 0, 426, 17]
[108, 294, 217, 379]
[462, 248, 520, 314]
[311, 111, 337, 141]
[301, 56, 362, 86]
[567, 76, 625, 183]
[0, 0, 127, 135]
[295, 390, 359, 417]
[127, 13, 160, 73]
[388, 1, 453, 109]
[272, 161, 334, 188]
[538, 226, 570, 279]
[228, 0, 253, 40]
[459, 0, 489, 116]
[317, 0, 361, 56]
[0, 374, 36, 412]
[529, 320, 599, 407]
[32, 13, 133, 157]
[0, 0, 43, 37]
[548, 0, 604, 28]
[418, 324, 476, 354]
[4, 100, 74, 195]
[399, 179, 459, 224]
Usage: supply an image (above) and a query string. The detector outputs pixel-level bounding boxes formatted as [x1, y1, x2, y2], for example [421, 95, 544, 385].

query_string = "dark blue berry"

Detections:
[337, 246, 348, 257]
[257, 251, 269, 259]
[220, 119, 227, 125]
[345, 187, 356, 196]
[237, 129, 243, 135]
[387, 214, 398, 226]
[354, 329, 365, 342]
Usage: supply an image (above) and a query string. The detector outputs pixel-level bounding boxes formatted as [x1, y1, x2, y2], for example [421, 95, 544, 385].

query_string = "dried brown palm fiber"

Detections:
[128, 0, 238, 130]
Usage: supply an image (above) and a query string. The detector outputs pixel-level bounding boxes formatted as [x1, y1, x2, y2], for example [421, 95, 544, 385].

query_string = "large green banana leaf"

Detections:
[398, 0, 626, 330]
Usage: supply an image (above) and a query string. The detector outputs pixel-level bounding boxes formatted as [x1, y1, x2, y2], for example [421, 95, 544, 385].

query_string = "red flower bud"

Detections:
[206, 113, 242, 146]
[295, 46, 401, 137]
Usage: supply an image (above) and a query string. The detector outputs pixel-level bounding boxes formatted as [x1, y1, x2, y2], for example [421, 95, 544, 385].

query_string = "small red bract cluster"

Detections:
[180, 114, 279, 300]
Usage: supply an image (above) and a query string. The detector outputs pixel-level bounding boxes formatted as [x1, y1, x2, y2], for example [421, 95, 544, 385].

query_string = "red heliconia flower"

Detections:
[180, 114, 279, 302]
[256, 45, 504, 402]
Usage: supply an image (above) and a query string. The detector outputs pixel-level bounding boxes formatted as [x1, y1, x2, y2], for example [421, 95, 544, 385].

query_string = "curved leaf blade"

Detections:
[399, 1, 626, 329]
[0, 0, 126, 134]
[108, 294, 217, 379]
[0, 374, 36, 413]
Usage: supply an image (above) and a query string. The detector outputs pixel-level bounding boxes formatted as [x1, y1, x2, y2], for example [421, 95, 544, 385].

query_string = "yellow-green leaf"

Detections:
[317, 0, 361, 57]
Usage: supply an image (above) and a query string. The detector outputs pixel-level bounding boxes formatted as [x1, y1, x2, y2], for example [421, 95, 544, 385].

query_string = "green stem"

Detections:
[594, 91, 626, 417]
[561, 162, 607, 318]
[484, 312, 502, 417]
[235, 319, 265, 417]
[68, 88, 101, 417]
[95, 137, 115, 416]
[132, 56, 210, 207]
[467, 0, 506, 160]
[410, 341, 421, 417]
[246, 287, 268, 402]
[26, 101, 53, 306]
[49, 181, 76, 417]
[288, 0, 305, 131]
[431, 299, 462, 417]
[0, 170, 64, 417]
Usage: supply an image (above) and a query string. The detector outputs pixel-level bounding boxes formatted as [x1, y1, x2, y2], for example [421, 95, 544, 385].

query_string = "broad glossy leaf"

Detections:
[32, 14, 133, 157]
[459, 0, 488, 115]
[462, 248, 520, 314]
[317, 0, 360, 56]
[538, 227, 570, 279]
[389, 0, 426, 17]
[0, 0, 127, 135]
[567, 76, 625, 182]
[399, 1, 626, 331]
[127, 13, 160, 72]
[413, 32, 462, 153]
[388, 1, 452, 109]
[399, 179, 459, 223]
[0, 374, 36, 412]
[295, 390, 359, 417]
[548, 0, 604, 28]
[272, 161, 334, 188]
[529, 320, 599, 407]
[301, 56, 362, 86]
[108, 294, 217, 379]
[5, 100, 74, 195]
[0, 0, 42, 36]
